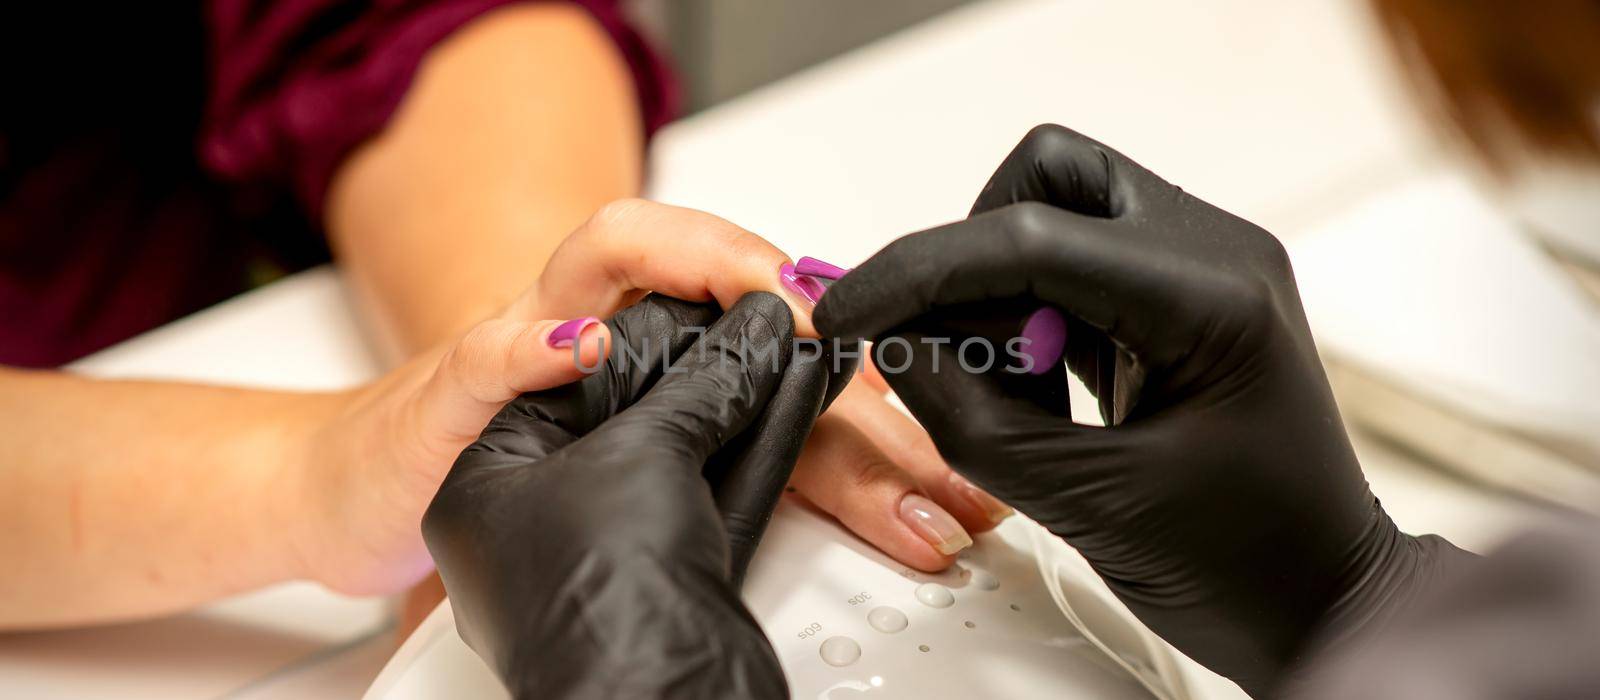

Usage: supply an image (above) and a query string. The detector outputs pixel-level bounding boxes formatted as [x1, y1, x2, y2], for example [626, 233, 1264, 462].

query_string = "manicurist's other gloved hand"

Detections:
[814, 124, 1473, 696]
[423, 292, 852, 699]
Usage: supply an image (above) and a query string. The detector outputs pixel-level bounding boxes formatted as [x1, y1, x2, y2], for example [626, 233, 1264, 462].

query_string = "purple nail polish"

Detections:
[1018, 307, 1066, 375]
[779, 262, 827, 305]
[547, 317, 600, 348]
[795, 256, 851, 280]
[934, 302, 1067, 374]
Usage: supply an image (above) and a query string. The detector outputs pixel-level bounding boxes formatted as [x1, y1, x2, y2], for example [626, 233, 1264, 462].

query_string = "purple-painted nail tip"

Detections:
[779, 263, 826, 304]
[794, 256, 851, 280]
[548, 317, 600, 348]
[1019, 307, 1067, 374]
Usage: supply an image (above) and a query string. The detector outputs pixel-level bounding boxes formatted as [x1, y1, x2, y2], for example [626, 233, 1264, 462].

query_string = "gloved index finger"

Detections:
[970, 123, 1167, 219]
[814, 204, 1183, 362]
[474, 295, 723, 463]
[585, 291, 796, 471]
[704, 344, 829, 588]
[705, 334, 856, 586]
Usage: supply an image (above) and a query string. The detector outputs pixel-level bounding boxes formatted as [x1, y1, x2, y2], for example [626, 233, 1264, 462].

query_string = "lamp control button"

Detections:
[914, 582, 955, 608]
[819, 636, 862, 667]
[867, 606, 909, 633]
[962, 568, 1000, 591]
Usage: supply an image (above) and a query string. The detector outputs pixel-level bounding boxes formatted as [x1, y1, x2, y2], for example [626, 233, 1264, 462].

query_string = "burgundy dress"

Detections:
[0, 1, 673, 367]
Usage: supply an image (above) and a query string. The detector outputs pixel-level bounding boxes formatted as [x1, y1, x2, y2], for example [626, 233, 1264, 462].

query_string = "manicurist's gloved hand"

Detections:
[423, 292, 852, 699]
[813, 125, 1472, 696]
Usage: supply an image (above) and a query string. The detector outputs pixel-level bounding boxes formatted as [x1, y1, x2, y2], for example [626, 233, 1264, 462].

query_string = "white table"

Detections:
[0, 0, 1550, 696]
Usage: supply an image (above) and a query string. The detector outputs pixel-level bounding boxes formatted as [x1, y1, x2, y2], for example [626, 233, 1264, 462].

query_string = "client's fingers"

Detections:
[825, 381, 1012, 535]
[788, 413, 969, 572]
[513, 199, 819, 336]
[859, 352, 892, 394]
[413, 317, 609, 447]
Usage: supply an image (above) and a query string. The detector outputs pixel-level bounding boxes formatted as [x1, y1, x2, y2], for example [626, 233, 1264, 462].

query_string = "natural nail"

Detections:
[950, 472, 1013, 525]
[778, 262, 827, 306]
[795, 256, 851, 280]
[899, 493, 973, 555]
[547, 317, 600, 348]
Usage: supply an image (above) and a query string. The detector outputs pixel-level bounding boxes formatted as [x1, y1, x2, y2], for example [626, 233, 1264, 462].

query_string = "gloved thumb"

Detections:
[970, 123, 1170, 219]
[586, 291, 796, 468]
[871, 324, 1119, 514]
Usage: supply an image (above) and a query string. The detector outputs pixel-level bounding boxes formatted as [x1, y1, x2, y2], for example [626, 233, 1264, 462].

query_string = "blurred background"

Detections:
[633, 0, 974, 111]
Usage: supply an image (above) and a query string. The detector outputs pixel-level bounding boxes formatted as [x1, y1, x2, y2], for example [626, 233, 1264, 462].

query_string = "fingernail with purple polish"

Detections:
[779, 262, 828, 306]
[795, 256, 851, 280]
[547, 317, 600, 348]
[1019, 307, 1067, 374]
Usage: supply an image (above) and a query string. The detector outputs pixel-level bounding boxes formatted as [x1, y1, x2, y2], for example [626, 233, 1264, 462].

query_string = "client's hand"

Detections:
[294, 199, 1000, 609]
[424, 293, 838, 698]
[504, 200, 1010, 572]
[291, 315, 611, 595]
[814, 125, 1469, 696]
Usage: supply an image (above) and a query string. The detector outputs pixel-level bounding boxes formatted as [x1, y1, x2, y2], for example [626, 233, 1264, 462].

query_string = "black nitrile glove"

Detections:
[814, 125, 1472, 696]
[424, 292, 853, 699]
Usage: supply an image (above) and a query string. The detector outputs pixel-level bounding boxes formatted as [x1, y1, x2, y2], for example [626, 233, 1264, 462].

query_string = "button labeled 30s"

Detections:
[867, 606, 909, 633]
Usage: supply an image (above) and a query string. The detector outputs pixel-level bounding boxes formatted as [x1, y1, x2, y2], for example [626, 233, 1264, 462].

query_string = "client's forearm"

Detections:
[326, 3, 645, 357]
[0, 367, 336, 628]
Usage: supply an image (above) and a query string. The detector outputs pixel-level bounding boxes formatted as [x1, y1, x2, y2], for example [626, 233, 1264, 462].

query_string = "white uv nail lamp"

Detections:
[365, 499, 1211, 700]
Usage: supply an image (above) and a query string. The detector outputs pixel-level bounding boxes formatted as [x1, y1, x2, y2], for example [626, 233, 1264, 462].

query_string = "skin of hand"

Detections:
[321, 3, 1005, 627]
[787, 365, 1013, 573]
[814, 124, 1471, 696]
[0, 318, 606, 628]
[425, 292, 843, 698]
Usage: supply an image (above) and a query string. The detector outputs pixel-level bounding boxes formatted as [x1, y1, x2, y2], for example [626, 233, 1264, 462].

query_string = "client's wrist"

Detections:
[277, 388, 369, 588]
